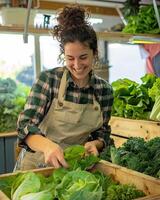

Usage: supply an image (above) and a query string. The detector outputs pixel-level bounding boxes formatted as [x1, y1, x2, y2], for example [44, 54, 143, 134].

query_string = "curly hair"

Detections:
[52, 4, 98, 62]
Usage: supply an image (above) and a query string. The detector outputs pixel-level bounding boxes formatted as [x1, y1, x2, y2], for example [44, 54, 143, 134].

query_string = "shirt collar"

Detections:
[65, 67, 95, 88]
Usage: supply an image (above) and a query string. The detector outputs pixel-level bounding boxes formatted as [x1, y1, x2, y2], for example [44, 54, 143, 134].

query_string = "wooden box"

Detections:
[94, 161, 160, 197]
[1, 160, 160, 200]
[109, 116, 160, 147]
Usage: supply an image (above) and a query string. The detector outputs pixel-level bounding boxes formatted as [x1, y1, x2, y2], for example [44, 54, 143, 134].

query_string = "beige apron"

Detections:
[19, 69, 103, 170]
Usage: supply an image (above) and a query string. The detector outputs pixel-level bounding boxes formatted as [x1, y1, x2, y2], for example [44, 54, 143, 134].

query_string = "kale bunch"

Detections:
[106, 184, 145, 200]
[100, 137, 160, 178]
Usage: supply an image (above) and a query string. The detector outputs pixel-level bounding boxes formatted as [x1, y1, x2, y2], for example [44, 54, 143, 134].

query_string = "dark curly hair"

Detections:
[52, 4, 98, 62]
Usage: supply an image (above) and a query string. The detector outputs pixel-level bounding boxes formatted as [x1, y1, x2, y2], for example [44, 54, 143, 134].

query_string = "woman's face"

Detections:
[64, 41, 95, 83]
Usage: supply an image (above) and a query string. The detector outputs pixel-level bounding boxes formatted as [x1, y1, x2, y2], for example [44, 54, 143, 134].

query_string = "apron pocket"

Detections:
[53, 110, 81, 124]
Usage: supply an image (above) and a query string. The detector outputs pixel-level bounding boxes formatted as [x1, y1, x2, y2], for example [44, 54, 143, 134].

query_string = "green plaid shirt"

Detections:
[17, 67, 113, 150]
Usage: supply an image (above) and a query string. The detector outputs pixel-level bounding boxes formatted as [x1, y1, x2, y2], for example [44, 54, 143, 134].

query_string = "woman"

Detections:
[16, 4, 113, 170]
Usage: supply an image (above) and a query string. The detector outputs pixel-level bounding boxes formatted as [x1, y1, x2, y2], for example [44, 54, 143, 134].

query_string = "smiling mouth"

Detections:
[74, 69, 83, 72]
[73, 67, 86, 73]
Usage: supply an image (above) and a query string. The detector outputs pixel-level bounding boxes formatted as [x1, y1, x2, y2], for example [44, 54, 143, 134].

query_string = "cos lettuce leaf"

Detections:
[11, 172, 41, 200]
[56, 170, 103, 200]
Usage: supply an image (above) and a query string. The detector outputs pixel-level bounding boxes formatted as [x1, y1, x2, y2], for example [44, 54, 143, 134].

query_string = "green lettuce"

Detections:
[11, 172, 41, 200]
[20, 190, 53, 200]
[56, 170, 103, 200]
[111, 74, 156, 120]
[64, 145, 100, 170]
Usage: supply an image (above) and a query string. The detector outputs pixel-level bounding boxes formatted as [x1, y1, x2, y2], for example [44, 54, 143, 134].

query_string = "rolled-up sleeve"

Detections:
[17, 71, 51, 151]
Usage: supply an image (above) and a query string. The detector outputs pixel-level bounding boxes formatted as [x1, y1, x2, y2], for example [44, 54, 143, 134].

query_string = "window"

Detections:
[40, 36, 61, 71]
[108, 43, 147, 83]
[0, 34, 35, 86]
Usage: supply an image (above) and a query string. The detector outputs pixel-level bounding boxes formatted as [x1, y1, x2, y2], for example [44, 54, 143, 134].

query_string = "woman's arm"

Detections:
[17, 70, 52, 151]
[26, 134, 68, 168]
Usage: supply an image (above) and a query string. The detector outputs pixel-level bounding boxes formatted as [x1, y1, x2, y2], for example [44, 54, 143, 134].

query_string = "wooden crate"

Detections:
[1, 161, 160, 200]
[94, 160, 160, 196]
[111, 134, 127, 147]
[109, 116, 160, 147]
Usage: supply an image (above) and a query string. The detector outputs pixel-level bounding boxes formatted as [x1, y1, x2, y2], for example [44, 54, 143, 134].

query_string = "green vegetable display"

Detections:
[148, 77, 160, 101]
[149, 77, 160, 121]
[100, 137, 160, 178]
[106, 184, 144, 200]
[64, 145, 100, 170]
[11, 172, 41, 200]
[0, 174, 17, 198]
[0, 145, 145, 200]
[0, 78, 30, 132]
[20, 190, 53, 200]
[111, 74, 156, 120]
[122, 5, 160, 34]
[56, 170, 103, 200]
[150, 96, 160, 121]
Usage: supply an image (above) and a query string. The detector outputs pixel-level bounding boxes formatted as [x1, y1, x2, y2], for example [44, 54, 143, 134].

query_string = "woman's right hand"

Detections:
[43, 142, 68, 169]
[26, 135, 68, 169]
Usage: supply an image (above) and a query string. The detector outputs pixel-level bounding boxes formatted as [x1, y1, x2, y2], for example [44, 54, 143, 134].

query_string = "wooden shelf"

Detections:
[97, 31, 160, 43]
[0, 25, 159, 43]
[10, 1, 119, 16]
[0, 25, 49, 35]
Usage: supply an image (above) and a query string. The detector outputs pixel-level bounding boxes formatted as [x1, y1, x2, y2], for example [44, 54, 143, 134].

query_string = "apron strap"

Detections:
[58, 69, 67, 103]
[58, 68, 99, 108]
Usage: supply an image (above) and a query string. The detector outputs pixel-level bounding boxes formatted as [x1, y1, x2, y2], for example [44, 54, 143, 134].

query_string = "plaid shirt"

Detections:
[17, 67, 113, 150]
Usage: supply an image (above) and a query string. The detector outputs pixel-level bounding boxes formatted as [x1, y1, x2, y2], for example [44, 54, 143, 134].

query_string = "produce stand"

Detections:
[109, 116, 160, 147]
[1, 160, 160, 199]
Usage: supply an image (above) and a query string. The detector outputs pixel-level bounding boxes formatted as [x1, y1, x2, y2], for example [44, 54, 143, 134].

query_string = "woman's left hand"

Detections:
[84, 141, 99, 156]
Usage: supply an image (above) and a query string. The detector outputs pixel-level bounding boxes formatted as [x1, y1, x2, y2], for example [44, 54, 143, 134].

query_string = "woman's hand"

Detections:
[84, 139, 104, 156]
[43, 142, 68, 169]
[26, 134, 68, 169]
[84, 141, 99, 156]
